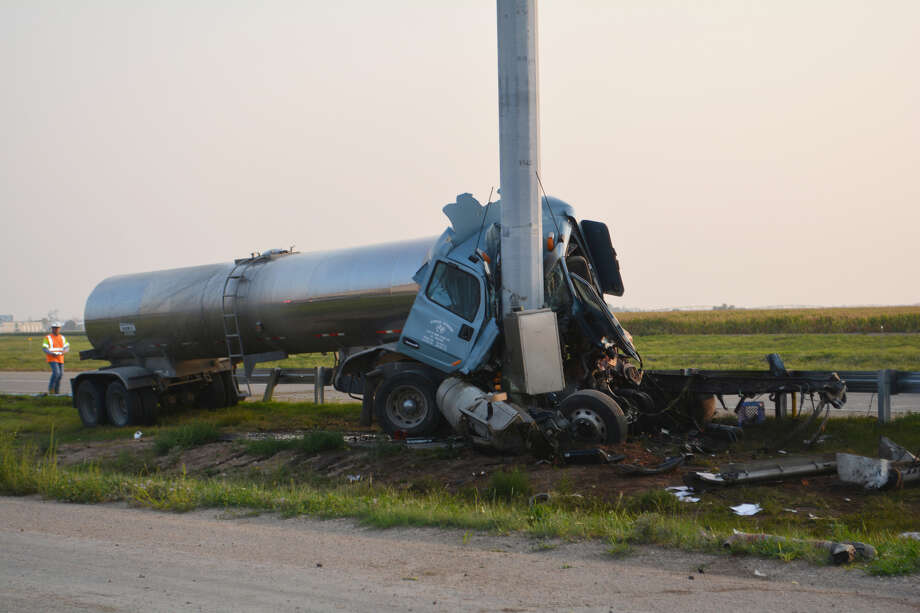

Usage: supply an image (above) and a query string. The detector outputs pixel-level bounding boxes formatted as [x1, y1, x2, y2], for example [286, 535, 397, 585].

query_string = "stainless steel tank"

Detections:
[84, 237, 436, 364]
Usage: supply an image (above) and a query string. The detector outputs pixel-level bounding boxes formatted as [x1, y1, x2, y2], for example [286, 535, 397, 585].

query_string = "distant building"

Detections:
[0, 314, 12, 323]
[0, 321, 45, 334]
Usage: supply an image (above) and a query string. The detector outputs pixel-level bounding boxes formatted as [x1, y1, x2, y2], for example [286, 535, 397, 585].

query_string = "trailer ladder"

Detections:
[221, 261, 253, 398]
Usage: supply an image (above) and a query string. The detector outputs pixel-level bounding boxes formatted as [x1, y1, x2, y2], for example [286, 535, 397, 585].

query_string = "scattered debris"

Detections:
[688, 456, 836, 487]
[346, 474, 362, 482]
[899, 532, 920, 541]
[879, 436, 918, 463]
[665, 486, 700, 503]
[561, 448, 625, 465]
[730, 503, 762, 516]
[736, 401, 765, 426]
[133, 431, 143, 440]
[753, 569, 767, 578]
[724, 531, 876, 564]
[836, 452, 920, 490]
[703, 423, 743, 443]
[613, 455, 685, 476]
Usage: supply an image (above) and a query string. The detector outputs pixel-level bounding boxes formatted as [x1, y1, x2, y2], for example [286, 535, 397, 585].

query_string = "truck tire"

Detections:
[560, 389, 628, 445]
[374, 371, 441, 436]
[196, 375, 227, 409]
[75, 380, 107, 427]
[139, 388, 159, 425]
[105, 381, 144, 427]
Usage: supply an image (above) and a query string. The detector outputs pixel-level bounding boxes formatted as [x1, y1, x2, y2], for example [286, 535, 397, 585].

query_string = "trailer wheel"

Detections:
[560, 390, 628, 445]
[196, 375, 227, 409]
[75, 380, 107, 427]
[105, 381, 143, 427]
[139, 388, 159, 425]
[374, 372, 440, 436]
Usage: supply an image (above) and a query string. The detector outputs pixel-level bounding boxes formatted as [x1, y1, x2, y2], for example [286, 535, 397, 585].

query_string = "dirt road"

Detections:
[1, 497, 918, 612]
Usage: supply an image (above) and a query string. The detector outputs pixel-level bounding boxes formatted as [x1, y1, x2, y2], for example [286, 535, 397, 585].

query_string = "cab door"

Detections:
[398, 259, 487, 373]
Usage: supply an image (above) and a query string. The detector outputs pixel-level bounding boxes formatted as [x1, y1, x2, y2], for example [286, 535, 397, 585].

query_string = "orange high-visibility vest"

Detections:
[44, 334, 67, 364]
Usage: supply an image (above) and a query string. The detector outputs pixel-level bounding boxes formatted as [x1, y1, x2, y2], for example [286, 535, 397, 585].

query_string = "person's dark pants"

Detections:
[48, 362, 63, 394]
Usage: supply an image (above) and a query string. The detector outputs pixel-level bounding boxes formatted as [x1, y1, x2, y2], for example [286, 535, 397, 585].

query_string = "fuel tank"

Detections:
[84, 237, 436, 364]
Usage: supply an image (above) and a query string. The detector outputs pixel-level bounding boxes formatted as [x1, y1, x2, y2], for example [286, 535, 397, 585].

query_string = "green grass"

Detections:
[0, 394, 363, 445]
[1, 431, 917, 575]
[731, 413, 920, 458]
[245, 431, 345, 457]
[485, 469, 533, 502]
[618, 306, 920, 335]
[154, 423, 222, 455]
[636, 333, 920, 371]
[0, 334, 108, 371]
[0, 334, 334, 372]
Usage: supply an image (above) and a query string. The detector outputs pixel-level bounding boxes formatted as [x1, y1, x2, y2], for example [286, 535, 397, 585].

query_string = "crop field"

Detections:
[616, 305, 920, 335]
[637, 333, 920, 371]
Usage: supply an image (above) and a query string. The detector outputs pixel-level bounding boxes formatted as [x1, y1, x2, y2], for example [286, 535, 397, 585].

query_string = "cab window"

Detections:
[426, 261, 480, 321]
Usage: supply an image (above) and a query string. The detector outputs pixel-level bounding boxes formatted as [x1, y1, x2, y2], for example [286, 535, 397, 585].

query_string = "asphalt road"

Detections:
[2, 497, 918, 613]
[1, 370, 915, 418]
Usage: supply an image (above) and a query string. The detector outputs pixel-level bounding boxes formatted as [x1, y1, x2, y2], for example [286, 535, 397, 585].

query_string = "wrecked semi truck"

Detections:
[73, 194, 655, 447]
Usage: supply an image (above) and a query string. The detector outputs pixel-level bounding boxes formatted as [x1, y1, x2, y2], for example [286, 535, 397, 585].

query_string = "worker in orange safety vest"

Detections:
[42, 322, 70, 394]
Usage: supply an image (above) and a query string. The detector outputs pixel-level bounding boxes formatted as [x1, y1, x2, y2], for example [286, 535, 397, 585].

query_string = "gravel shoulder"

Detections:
[2, 496, 918, 613]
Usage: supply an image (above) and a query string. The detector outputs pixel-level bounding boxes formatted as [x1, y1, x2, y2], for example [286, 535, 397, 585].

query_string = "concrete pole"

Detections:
[497, 0, 542, 315]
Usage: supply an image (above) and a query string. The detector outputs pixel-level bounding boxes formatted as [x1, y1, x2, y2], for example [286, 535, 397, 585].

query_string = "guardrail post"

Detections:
[314, 366, 325, 404]
[262, 367, 281, 402]
[774, 393, 788, 420]
[877, 369, 891, 423]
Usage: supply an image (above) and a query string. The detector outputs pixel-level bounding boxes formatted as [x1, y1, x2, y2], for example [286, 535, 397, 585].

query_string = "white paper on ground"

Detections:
[665, 486, 700, 503]
[730, 503, 762, 516]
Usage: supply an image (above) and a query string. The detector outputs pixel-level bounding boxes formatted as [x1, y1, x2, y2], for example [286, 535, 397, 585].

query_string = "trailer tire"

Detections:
[197, 375, 227, 409]
[105, 381, 144, 427]
[139, 388, 159, 425]
[374, 372, 440, 436]
[560, 390, 628, 445]
[75, 380, 107, 428]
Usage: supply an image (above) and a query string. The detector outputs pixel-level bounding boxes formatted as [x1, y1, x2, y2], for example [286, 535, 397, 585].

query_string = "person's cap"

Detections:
[50, 321, 63, 328]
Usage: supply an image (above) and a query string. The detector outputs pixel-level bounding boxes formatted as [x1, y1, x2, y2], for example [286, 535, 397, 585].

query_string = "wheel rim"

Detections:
[569, 407, 607, 443]
[385, 385, 429, 430]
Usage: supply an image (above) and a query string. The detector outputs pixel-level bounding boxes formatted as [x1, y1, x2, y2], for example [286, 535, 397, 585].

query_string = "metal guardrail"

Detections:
[792, 370, 920, 423]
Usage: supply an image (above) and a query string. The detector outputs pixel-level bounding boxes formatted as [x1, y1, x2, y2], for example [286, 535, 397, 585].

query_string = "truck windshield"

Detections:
[569, 273, 639, 360]
[425, 261, 481, 322]
[544, 260, 572, 311]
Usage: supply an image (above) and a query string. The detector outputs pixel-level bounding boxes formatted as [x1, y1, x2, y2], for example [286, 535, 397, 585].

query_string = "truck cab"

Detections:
[361, 193, 642, 443]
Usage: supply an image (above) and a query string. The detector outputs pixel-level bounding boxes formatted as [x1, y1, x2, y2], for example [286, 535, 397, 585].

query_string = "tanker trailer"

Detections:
[72, 193, 645, 447]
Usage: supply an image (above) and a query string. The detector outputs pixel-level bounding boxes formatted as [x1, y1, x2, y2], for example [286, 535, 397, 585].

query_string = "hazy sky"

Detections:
[2, 1, 918, 321]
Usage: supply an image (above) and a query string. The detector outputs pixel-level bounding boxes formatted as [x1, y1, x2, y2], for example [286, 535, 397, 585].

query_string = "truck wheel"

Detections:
[139, 388, 159, 425]
[374, 372, 440, 436]
[105, 381, 143, 427]
[560, 390, 628, 445]
[75, 380, 107, 427]
[196, 375, 227, 409]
